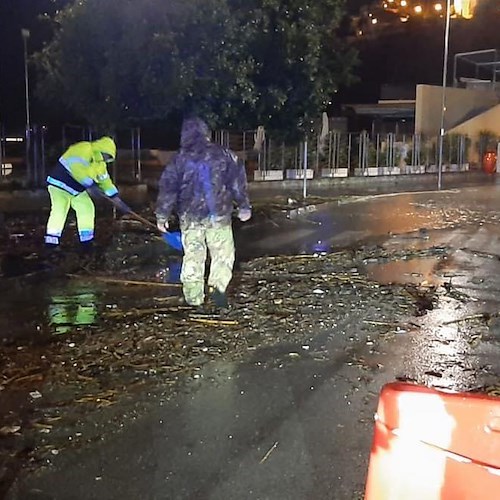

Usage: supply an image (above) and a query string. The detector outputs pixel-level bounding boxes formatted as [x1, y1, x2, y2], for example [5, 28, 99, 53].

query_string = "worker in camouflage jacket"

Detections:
[156, 117, 251, 309]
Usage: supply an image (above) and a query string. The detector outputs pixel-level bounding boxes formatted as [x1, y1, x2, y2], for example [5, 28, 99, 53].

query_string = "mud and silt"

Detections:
[2, 195, 500, 493]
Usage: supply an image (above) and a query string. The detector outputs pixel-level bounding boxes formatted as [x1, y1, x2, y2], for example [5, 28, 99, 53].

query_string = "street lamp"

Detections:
[21, 28, 31, 183]
[437, 0, 451, 190]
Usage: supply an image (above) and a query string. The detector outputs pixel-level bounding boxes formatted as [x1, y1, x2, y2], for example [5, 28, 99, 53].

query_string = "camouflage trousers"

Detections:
[180, 219, 235, 306]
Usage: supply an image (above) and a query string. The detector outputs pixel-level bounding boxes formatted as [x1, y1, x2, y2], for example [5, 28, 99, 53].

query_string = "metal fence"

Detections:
[0, 124, 481, 187]
[216, 130, 474, 176]
[0, 124, 145, 187]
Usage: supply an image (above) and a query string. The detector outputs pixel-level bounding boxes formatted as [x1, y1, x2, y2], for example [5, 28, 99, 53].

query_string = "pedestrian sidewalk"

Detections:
[0, 171, 498, 213]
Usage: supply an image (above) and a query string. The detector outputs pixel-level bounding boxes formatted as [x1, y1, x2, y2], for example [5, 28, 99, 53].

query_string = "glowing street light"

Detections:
[434, 3, 443, 12]
[414, 5, 423, 13]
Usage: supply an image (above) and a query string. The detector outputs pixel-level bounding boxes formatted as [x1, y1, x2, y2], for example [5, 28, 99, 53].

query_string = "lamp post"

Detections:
[21, 28, 31, 183]
[437, 0, 452, 190]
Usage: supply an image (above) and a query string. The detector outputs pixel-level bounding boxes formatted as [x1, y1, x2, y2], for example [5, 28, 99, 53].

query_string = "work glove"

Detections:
[110, 195, 131, 214]
[238, 208, 252, 222]
[156, 216, 169, 233]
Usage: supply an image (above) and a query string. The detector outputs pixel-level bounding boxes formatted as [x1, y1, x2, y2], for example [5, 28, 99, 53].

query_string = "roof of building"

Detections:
[343, 100, 416, 118]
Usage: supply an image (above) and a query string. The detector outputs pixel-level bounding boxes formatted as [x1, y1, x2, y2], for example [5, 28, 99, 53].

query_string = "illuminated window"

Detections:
[454, 0, 477, 19]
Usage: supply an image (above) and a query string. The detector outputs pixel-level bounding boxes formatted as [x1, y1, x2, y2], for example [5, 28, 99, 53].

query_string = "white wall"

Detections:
[415, 84, 498, 136]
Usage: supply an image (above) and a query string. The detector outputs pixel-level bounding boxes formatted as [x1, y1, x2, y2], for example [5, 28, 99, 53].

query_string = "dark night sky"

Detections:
[0, 0, 70, 132]
[0, 0, 498, 132]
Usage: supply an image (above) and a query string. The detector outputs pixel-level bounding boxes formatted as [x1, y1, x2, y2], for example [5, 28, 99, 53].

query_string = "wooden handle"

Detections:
[128, 210, 159, 232]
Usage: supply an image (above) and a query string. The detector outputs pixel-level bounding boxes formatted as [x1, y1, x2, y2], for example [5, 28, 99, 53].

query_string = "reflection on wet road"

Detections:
[240, 185, 500, 257]
[48, 286, 98, 335]
[0, 261, 185, 343]
[4, 185, 500, 500]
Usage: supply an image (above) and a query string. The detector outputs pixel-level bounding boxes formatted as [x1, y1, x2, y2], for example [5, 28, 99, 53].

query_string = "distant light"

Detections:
[388, 0, 395, 3]
[383, 2, 388, 7]
[434, 3, 442, 11]
[400, 16, 409, 22]
[5, 137, 24, 143]
[1, 164, 13, 176]
[358, 29, 363, 35]
[414, 5, 423, 13]
[400, 0, 407, 6]
[371, 18, 378, 24]
[368, 12, 373, 17]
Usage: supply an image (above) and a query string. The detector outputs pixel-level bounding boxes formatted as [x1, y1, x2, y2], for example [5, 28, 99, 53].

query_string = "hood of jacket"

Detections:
[92, 136, 116, 160]
[180, 118, 210, 151]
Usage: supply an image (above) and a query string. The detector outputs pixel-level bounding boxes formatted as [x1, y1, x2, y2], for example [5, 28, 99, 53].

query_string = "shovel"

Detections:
[106, 196, 183, 252]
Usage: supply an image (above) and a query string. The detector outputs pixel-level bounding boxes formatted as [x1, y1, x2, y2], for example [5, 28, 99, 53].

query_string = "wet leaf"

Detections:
[0, 425, 21, 436]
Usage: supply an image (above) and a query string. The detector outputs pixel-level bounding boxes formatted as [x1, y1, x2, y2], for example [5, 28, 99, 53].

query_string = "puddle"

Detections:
[364, 257, 450, 286]
[48, 287, 99, 335]
[0, 260, 183, 342]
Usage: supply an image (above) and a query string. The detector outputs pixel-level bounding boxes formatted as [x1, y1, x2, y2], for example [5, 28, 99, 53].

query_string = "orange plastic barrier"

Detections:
[365, 383, 500, 500]
[483, 151, 497, 174]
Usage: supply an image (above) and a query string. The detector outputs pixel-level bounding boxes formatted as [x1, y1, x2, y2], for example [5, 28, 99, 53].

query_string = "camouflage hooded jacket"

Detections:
[156, 118, 250, 225]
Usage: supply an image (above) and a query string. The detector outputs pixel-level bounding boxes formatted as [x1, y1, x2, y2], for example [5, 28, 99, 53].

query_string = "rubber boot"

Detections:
[79, 240, 94, 255]
[209, 287, 229, 309]
[43, 242, 62, 265]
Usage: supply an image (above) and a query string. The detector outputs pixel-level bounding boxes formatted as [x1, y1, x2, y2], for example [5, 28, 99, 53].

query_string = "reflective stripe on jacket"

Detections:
[47, 141, 118, 196]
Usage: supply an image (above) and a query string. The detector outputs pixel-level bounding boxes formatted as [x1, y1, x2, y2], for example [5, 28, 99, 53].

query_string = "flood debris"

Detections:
[1, 245, 432, 475]
[2, 200, 500, 486]
[444, 312, 500, 325]
[67, 274, 183, 288]
[0, 426, 21, 437]
[259, 441, 279, 464]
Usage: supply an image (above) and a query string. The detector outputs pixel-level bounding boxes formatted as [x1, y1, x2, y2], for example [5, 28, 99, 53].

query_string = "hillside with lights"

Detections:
[340, 0, 499, 106]
[353, 0, 479, 36]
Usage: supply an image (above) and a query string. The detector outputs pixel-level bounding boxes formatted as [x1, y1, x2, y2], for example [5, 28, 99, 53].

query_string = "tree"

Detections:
[231, 0, 357, 140]
[35, 0, 356, 140]
[35, 0, 255, 130]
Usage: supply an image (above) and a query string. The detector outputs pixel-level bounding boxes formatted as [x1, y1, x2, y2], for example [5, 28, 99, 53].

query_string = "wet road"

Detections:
[5, 184, 500, 499]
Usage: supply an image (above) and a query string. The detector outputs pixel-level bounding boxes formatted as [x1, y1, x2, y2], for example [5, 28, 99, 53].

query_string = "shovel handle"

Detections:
[127, 210, 159, 232]
[103, 194, 159, 232]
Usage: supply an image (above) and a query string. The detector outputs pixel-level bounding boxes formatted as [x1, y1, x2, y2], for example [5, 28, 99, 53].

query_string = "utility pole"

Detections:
[437, 0, 451, 191]
[21, 28, 31, 184]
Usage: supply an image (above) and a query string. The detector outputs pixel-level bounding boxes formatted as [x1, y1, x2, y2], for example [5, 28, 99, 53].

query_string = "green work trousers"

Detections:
[45, 185, 95, 244]
[180, 220, 235, 306]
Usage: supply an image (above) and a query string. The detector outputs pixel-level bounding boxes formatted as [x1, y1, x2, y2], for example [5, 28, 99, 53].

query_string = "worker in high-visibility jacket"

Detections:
[44, 136, 129, 251]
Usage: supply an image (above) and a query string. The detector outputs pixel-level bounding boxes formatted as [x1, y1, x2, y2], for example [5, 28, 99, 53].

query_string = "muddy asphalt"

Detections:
[2, 182, 500, 499]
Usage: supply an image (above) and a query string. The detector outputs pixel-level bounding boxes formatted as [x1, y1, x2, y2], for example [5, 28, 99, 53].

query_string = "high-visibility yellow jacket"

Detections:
[47, 137, 118, 197]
